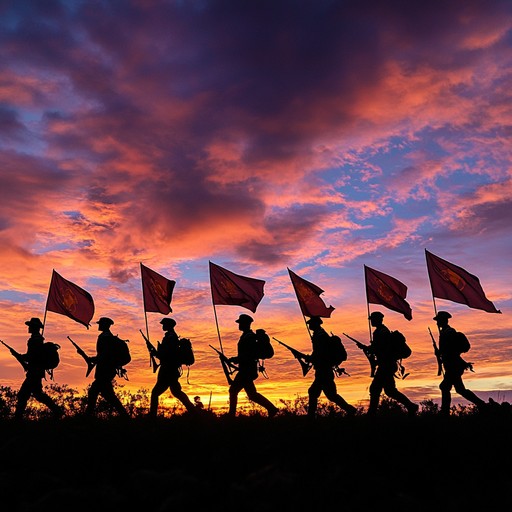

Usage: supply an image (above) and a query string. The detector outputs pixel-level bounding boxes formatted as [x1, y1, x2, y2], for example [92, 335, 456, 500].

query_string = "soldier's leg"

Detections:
[245, 380, 278, 417]
[14, 379, 32, 420]
[32, 381, 63, 418]
[368, 375, 384, 415]
[439, 376, 453, 415]
[453, 376, 486, 408]
[307, 378, 322, 418]
[100, 381, 129, 418]
[323, 378, 356, 415]
[228, 374, 244, 416]
[383, 377, 418, 415]
[169, 380, 196, 413]
[150, 377, 170, 417]
[86, 380, 101, 415]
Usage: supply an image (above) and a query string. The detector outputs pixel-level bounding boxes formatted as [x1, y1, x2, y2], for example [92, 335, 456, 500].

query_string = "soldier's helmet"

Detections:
[235, 313, 254, 324]
[160, 317, 177, 328]
[25, 317, 44, 329]
[96, 317, 114, 326]
[306, 316, 323, 326]
[433, 311, 452, 321]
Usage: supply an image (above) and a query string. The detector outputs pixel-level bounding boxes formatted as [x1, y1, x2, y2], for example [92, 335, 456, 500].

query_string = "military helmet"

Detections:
[433, 311, 452, 321]
[306, 316, 323, 326]
[25, 317, 44, 329]
[96, 317, 114, 326]
[235, 313, 254, 324]
[160, 317, 176, 328]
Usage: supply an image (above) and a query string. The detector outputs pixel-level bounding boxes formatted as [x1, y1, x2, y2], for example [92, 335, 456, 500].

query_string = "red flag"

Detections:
[140, 263, 176, 315]
[425, 250, 501, 314]
[288, 268, 335, 318]
[209, 261, 265, 313]
[46, 270, 95, 328]
[364, 265, 412, 321]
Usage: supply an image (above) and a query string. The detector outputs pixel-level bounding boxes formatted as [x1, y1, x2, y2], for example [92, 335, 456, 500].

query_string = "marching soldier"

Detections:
[306, 316, 356, 418]
[148, 317, 198, 417]
[85, 317, 130, 418]
[367, 311, 418, 416]
[228, 314, 279, 417]
[14, 317, 63, 420]
[434, 311, 487, 416]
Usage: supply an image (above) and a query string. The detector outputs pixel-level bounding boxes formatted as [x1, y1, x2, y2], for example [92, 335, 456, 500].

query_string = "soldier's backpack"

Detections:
[110, 335, 131, 368]
[179, 337, 195, 366]
[39, 342, 61, 380]
[329, 333, 348, 366]
[389, 330, 412, 360]
[454, 331, 471, 353]
[255, 329, 275, 360]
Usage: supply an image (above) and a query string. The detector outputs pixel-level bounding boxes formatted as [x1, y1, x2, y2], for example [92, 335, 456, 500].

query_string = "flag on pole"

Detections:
[140, 263, 176, 315]
[425, 249, 501, 313]
[364, 265, 412, 320]
[288, 268, 335, 318]
[46, 270, 95, 328]
[209, 261, 265, 313]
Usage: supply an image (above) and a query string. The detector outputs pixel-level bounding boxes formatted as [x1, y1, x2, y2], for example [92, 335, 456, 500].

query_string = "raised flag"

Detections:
[209, 261, 265, 313]
[140, 263, 176, 315]
[46, 270, 95, 328]
[288, 268, 335, 318]
[425, 249, 501, 314]
[364, 265, 412, 320]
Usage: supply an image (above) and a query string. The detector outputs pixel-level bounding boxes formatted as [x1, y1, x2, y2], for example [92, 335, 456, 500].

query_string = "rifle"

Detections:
[67, 336, 96, 377]
[139, 329, 160, 373]
[428, 327, 443, 376]
[273, 338, 312, 377]
[0, 339, 29, 371]
[209, 345, 238, 385]
[342, 333, 377, 377]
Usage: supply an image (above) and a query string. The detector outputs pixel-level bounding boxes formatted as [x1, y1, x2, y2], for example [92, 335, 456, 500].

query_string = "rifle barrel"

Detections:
[273, 338, 312, 376]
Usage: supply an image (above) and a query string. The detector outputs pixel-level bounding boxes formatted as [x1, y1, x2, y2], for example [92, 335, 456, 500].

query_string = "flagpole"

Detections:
[425, 249, 440, 332]
[302, 313, 312, 339]
[364, 268, 373, 342]
[209, 263, 224, 353]
[42, 270, 55, 336]
[366, 301, 373, 342]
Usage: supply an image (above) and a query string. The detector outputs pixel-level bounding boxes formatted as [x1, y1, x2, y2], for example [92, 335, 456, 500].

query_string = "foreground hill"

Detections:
[1, 407, 511, 512]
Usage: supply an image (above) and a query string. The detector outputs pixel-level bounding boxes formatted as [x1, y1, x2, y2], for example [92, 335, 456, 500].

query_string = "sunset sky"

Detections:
[1, 0, 511, 414]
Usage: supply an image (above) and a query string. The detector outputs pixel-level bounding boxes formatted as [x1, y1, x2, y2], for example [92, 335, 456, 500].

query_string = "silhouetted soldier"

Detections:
[149, 317, 198, 417]
[434, 311, 487, 416]
[367, 311, 418, 416]
[306, 316, 356, 418]
[228, 314, 279, 417]
[14, 317, 63, 420]
[86, 317, 129, 418]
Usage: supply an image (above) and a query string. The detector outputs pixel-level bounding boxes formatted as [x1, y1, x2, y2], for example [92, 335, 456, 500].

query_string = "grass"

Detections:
[1, 386, 511, 511]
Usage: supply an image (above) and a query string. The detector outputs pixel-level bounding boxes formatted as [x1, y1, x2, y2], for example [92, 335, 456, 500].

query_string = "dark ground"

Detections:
[1, 408, 511, 512]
